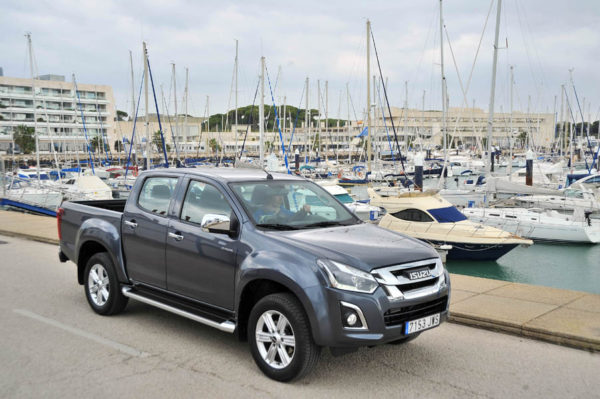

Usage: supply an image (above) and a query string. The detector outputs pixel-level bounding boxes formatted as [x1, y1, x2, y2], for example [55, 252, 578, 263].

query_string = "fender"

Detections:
[235, 249, 332, 345]
[75, 217, 129, 283]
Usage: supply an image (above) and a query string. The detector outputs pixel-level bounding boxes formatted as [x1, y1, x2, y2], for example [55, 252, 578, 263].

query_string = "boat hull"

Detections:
[428, 240, 519, 261]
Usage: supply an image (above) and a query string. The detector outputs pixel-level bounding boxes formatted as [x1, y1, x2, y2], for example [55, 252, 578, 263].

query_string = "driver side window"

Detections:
[180, 181, 233, 225]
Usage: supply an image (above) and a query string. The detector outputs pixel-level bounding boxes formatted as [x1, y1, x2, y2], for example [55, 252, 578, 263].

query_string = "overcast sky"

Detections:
[1, 0, 599, 121]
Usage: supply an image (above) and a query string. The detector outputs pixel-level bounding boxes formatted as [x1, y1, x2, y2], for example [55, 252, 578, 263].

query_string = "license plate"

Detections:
[405, 313, 440, 335]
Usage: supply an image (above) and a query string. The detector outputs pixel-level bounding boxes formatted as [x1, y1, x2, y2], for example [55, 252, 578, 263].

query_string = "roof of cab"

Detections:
[141, 167, 305, 183]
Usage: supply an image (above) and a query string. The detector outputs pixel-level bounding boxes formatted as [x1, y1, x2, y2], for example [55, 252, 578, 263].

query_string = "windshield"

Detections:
[427, 206, 468, 223]
[334, 193, 354, 204]
[230, 180, 359, 229]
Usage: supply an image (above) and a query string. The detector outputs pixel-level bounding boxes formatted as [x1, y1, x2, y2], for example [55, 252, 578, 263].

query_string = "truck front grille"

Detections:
[383, 296, 448, 327]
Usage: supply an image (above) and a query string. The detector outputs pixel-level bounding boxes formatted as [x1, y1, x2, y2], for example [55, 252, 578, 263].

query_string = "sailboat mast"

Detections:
[346, 82, 351, 163]
[366, 19, 372, 174]
[234, 40, 238, 163]
[143, 42, 151, 169]
[439, 0, 447, 178]
[259, 56, 265, 166]
[129, 50, 136, 159]
[184, 67, 189, 159]
[305, 77, 310, 162]
[508, 65, 514, 180]
[26, 33, 41, 182]
[485, 0, 502, 174]
[172, 63, 178, 160]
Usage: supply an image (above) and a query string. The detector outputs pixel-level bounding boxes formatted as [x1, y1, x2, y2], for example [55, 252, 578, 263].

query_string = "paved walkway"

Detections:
[1, 209, 599, 351]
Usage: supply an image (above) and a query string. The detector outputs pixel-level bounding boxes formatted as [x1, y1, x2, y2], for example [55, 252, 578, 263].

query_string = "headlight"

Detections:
[317, 259, 379, 294]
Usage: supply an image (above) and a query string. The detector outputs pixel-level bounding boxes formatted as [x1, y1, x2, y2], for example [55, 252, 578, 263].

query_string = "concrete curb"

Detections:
[0, 230, 59, 246]
[448, 312, 599, 352]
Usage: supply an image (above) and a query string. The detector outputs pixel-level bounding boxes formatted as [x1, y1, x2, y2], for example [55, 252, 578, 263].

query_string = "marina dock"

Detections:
[1, 209, 598, 352]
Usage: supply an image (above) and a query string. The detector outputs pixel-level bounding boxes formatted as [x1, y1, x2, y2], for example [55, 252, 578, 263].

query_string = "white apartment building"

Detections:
[0, 74, 115, 154]
[112, 105, 555, 159]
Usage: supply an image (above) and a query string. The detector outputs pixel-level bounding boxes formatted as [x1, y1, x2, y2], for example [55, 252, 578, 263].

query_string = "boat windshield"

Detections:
[334, 193, 354, 204]
[230, 180, 359, 230]
[427, 206, 468, 223]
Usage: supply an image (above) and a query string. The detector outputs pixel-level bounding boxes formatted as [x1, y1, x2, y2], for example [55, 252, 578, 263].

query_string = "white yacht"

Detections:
[462, 206, 600, 244]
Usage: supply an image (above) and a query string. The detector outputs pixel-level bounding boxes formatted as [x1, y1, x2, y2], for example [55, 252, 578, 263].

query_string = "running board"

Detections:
[121, 286, 236, 333]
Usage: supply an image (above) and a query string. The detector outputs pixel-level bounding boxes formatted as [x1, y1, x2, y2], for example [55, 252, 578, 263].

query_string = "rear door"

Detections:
[122, 175, 179, 289]
[165, 178, 239, 310]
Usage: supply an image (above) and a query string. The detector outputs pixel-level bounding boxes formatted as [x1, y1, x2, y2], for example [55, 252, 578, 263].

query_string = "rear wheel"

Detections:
[84, 252, 128, 315]
[248, 293, 320, 382]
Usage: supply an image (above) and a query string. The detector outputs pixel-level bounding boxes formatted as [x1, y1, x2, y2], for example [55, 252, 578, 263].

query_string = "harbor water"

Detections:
[446, 243, 600, 295]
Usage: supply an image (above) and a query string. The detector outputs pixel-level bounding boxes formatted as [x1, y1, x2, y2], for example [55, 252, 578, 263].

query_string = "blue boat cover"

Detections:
[428, 206, 467, 223]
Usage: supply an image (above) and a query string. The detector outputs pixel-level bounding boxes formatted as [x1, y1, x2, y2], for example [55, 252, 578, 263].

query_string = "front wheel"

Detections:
[84, 252, 128, 315]
[248, 293, 320, 382]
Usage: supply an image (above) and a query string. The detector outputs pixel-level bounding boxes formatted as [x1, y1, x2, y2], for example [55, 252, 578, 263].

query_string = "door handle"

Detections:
[168, 232, 184, 241]
[124, 220, 138, 228]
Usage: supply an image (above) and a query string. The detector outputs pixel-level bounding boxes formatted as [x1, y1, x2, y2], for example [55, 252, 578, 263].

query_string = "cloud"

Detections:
[0, 0, 598, 120]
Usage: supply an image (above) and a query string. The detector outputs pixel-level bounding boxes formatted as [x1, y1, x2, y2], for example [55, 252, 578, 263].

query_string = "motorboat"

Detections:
[369, 189, 532, 261]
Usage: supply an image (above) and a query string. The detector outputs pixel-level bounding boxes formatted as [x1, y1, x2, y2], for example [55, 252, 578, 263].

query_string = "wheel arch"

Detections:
[235, 276, 322, 344]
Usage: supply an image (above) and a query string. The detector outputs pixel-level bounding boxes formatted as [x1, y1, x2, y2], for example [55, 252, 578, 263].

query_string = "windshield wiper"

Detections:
[299, 220, 357, 229]
[255, 223, 300, 231]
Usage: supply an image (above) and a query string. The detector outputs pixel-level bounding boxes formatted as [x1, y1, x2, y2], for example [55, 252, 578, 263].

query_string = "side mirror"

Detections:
[201, 213, 231, 234]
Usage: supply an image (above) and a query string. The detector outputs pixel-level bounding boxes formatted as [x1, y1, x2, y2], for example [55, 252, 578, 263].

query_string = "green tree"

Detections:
[13, 125, 36, 154]
[208, 138, 221, 154]
[89, 136, 100, 153]
[517, 131, 527, 148]
[116, 110, 129, 121]
[152, 130, 171, 153]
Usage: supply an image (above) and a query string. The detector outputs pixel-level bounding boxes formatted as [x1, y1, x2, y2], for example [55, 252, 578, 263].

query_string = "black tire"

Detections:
[83, 252, 128, 316]
[248, 293, 320, 382]
[388, 332, 421, 345]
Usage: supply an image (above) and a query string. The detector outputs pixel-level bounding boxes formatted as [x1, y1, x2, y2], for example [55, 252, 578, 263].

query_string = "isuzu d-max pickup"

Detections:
[58, 167, 450, 381]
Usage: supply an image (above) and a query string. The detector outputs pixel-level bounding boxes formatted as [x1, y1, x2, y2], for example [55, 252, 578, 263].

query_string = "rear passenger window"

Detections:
[138, 177, 178, 215]
[181, 181, 233, 225]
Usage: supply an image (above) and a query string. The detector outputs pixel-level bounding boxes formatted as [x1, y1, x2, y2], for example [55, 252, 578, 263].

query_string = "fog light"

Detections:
[346, 313, 358, 326]
[340, 302, 366, 329]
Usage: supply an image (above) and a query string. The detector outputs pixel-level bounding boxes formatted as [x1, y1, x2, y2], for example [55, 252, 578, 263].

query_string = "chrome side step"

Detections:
[121, 287, 236, 333]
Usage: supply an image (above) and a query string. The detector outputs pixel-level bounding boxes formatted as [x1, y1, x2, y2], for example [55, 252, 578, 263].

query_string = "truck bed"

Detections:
[69, 199, 127, 213]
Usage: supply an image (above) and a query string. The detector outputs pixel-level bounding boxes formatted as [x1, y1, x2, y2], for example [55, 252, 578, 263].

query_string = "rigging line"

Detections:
[194, 98, 209, 160]
[73, 75, 96, 175]
[238, 78, 261, 161]
[369, 25, 406, 173]
[146, 53, 169, 168]
[375, 79, 395, 162]
[317, 84, 338, 160]
[287, 83, 306, 154]
[464, 0, 495, 95]
[160, 87, 182, 163]
[570, 80, 594, 166]
[264, 65, 290, 174]
[124, 71, 145, 182]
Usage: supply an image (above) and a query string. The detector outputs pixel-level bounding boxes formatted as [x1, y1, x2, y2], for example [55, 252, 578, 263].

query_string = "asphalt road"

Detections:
[0, 235, 598, 399]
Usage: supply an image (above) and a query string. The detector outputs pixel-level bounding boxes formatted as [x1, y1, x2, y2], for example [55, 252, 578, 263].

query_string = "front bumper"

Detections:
[309, 269, 450, 348]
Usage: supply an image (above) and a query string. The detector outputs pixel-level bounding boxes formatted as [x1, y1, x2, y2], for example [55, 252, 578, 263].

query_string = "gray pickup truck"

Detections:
[58, 168, 450, 381]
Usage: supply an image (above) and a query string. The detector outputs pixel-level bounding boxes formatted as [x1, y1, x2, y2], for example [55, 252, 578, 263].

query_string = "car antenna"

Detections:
[263, 168, 273, 180]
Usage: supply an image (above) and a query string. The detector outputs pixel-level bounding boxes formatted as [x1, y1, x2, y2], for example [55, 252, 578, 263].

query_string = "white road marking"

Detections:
[13, 309, 151, 358]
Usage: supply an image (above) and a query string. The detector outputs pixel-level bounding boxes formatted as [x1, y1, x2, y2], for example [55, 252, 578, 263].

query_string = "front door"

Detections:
[166, 179, 238, 310]
[122, 176, 179, 289]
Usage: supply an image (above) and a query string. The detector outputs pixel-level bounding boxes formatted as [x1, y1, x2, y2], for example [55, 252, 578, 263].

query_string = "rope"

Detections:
[265, 65, 290, 174]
